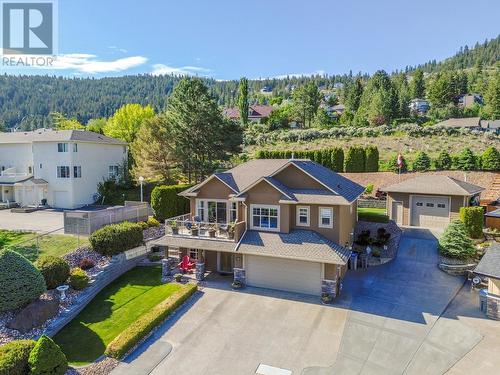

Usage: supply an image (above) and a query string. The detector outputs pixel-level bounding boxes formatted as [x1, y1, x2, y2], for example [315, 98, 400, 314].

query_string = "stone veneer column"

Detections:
[233, 268, 246, 285]
[322, 279, 338, 299]
[195, 262, 205, 281]
[486, 294, 500, 320]
[161, 258, 176, 283]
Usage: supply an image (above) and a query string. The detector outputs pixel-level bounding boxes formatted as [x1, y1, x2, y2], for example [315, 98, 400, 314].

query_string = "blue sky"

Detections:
[4, 0, 500, 79]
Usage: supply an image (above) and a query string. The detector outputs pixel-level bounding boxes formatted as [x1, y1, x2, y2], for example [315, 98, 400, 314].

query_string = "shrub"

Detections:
[0, 339, 36, 375]
[0, 249, 46, 312]
[364, 183, 374, 195]
[147, 217, 160, 227]
[28, 335, 67, 375]
[435, 151, 452, 170]
[78, 257, 95, 270]
[344, 146, 366, 172]
[481, 146, 500, 171]
[439, 220, 476, 260]
[35, 255, 70, 289]
[456, 148, 476, 171]
[330, 147, 344, 172]
[459, 206, 484, 239]
[412, 151, 431, 171]
[68, 268, 89, 290]
[150, 184, 192, 222]
[137, 221, 149, 230]
[365, 146, 379, 172]
[89, 222, 144, 256]
[105, 284, 197, 359]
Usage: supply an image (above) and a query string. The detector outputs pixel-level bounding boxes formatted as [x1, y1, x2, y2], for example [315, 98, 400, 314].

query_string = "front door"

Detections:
[219, 252, 234, 273]
[391, 201, 403, 225]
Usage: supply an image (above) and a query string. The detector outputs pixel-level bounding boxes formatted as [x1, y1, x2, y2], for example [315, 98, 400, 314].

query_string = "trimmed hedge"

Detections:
[28, 335, 67, 375]
[150, 184, 192, 222]
[0, 249, 46, 312]
[439, 220, 476, 260]
[105, 284, 197, 359]
[35, 255, 70, 290]
[0, 339, 36, 375]
[344, 146, 366, 173]
[365, 146, 379, 172]
[68, 267, 89, 290]
[89, 222, 144, 256]
[330, 147, 344, 172]
[147, 217, 160, 227]
[481, 146, 500, 171]
[459, 206, 484, 239]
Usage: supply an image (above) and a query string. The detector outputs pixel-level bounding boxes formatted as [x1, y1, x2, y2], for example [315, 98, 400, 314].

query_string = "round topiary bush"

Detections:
[0, 339, 36, 375]
[28, 335, 68, 375]
[35, 255, 70, 290]
[0, 249, 46, 312]
[89, 222, 144, 256]
[68, 267, 89, 290]
[439, 220, 476, 260]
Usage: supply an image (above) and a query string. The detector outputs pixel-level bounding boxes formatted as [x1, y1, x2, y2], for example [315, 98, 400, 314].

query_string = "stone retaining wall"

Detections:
[357, 199, 387, 209]
[42, 246, 148, 338]
[486, 294, 500, 320]
[438, 256, 476, 276]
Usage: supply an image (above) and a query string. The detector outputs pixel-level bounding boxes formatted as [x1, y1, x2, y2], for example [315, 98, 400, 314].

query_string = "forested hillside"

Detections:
[0, 35, 498, 130]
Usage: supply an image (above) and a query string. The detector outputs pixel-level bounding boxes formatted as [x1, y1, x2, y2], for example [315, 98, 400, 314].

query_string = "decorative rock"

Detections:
[6, 299, 59, 333]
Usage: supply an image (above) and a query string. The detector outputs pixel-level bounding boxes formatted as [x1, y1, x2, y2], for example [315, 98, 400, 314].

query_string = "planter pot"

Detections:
[171, 227, 179, 235]
[228, 232, 235, 240]
[208, 230, 216, 238]
[191, 229, 199, 236]
[231, 283, 243, 290]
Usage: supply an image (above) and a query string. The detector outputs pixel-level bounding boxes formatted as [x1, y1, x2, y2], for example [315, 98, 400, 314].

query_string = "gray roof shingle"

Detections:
[236, 229, 351, 265]
[474, 243, 500, 279]
[0, 129, 127, 145]
[381, 175, 484, 196]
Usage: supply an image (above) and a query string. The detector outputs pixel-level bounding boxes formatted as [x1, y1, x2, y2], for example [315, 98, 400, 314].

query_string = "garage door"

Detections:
[411, 195, 450, 229]
[246, 255, 322, 295]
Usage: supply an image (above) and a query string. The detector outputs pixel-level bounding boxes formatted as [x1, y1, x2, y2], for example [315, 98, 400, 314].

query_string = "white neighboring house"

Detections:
[0, 129, 127, 209]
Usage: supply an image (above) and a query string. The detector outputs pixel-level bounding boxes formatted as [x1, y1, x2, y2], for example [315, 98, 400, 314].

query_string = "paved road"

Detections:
[304, 229, 482, 375]
[0, 209, 64, 232]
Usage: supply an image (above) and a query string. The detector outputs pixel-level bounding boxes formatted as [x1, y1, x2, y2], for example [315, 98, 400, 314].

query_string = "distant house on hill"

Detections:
[434, 117, 482, 130]
[480, 119, 500, 135]
[409, 99, 430, 115]
[260, 86, 273, 94]
[456, 93, 483, 108]
[223, 105, 275, 122]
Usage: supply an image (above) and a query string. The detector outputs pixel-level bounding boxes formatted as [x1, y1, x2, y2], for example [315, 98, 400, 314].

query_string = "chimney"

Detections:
[291, 152, 295, 160]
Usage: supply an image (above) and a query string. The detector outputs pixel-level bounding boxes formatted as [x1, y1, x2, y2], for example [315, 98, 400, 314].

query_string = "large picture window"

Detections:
[195, 200, 227, 223]
[251, 205, 279, 231]
[57, 166, 70, 178]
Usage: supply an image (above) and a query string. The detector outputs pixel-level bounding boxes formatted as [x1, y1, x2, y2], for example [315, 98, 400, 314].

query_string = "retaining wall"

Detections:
[357, 199, 387, 209]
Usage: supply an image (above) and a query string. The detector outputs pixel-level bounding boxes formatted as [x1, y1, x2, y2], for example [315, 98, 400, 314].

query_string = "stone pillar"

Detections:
[322, 279, 338, 300]
[161, 258, 176, 283]
[233, 268, 246, 285]
[486, 294, 500, 320]
[196, 262, 205, 281]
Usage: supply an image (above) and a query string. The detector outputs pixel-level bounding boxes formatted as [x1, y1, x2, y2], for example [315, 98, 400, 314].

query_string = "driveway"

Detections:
[305, 228, 482, 375]
[0, 209, 64, 232]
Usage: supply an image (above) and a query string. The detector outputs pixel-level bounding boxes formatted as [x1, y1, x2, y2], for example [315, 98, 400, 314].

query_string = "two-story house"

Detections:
[156, 159, 365, 296]
[0, 129, 127, 209]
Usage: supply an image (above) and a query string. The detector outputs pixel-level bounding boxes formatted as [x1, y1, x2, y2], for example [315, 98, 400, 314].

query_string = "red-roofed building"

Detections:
[223, 105, 275, 122]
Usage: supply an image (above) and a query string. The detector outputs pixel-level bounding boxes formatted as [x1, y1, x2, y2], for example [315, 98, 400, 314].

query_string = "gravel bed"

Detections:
[143, 225, 165, 241]
[67, 358, 119, 375]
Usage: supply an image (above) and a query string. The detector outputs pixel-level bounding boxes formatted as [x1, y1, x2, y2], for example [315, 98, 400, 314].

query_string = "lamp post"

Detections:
[139, 176, 144, 202]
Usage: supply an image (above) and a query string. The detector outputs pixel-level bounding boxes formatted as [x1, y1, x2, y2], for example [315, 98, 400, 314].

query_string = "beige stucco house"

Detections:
[154, 159, 365, 296]
[382, 175, 484, 230]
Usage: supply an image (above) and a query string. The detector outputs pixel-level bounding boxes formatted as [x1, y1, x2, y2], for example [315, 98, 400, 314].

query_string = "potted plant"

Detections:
[169, 220, 179, 235]
[174, 273, 183, 283]
[227, 223, 235, 240]
[191, 224, 199, 236]
[231, 279, 243, 289]
[208, 224, 217, 238]
[321, 292, 333, 304]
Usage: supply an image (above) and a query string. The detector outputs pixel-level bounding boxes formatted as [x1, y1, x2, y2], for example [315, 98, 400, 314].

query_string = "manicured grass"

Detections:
[0, 229, 88, 262]
[53, 266, 182, 365]
[358, 208, 389, 223]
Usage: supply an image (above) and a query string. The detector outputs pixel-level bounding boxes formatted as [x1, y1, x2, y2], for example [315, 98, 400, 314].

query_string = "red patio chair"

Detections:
[178, 255, 195, 273]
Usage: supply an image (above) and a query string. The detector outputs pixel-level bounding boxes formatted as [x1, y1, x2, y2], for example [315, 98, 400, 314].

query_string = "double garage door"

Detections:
[411, 195, 450, 229]
[246, 255, 322, 295]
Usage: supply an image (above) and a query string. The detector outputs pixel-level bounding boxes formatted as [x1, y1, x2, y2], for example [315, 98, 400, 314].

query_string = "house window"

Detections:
[108, 165, 119, 179]
[208, 201, 227, 223]
[319, 207, 333, 228]
[251, 205, 279, 230]
[437, 203, 446, 208]
[416, 202, 423, 207]
[74, 166, 82, 178]
[196, 200, 205, 221]
[39, 163, 42, 169]
[73, 143, 78, 152]
[189, 249, 198, 260]
[426, 203, 434, 207]
[296, 206, 310, 226]
[28, 166, 33, 174]
[57, 143, 68, 152]
[57, 166, 70, 178]
[230, 202, 237, 223]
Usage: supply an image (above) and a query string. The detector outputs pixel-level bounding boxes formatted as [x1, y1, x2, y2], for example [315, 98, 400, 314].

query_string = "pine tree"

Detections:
[412, 151, 431, 171]
[409, 69, 425, 99]
[435, 151, 452, 170]
[438, 220, 476, 260]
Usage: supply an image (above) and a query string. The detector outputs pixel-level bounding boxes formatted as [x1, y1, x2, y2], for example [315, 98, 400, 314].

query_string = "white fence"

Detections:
[64, 201, 151, 236]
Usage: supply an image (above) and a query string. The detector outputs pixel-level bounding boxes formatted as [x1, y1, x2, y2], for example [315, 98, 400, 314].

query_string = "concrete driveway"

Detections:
[305, 229, 482, 375]
[0, 209, 64, 232]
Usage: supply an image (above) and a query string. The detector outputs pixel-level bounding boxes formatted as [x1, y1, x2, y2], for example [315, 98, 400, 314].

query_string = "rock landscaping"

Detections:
[353, 220, 402, 265]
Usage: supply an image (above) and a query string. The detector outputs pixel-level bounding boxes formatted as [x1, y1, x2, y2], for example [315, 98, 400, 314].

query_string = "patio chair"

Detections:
[178, 255, 195, 273]
[184, 220, 192, 230]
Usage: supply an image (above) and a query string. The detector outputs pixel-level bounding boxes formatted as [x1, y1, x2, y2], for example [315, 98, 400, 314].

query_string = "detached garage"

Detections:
[382, 175, 484, 230]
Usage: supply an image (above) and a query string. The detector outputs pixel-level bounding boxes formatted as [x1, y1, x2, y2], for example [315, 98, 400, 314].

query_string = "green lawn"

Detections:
[53, 266, 182, 365]
[0, 230, 88, 262]
[358, 207, 389, 223]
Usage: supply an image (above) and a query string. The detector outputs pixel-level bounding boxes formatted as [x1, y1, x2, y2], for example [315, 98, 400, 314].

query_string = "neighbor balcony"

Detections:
[164, 213, 246, 243]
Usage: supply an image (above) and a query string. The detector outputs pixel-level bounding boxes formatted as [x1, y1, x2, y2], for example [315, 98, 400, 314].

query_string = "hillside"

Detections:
[0, 35, 498, 130]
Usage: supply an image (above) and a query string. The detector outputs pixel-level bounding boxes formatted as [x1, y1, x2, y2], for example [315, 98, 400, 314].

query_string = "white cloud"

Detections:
[108, 46, 128, 54]
[151, 63, 211, 76]
[50, 54, 147, 73]
[271, 70, 326, 79]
